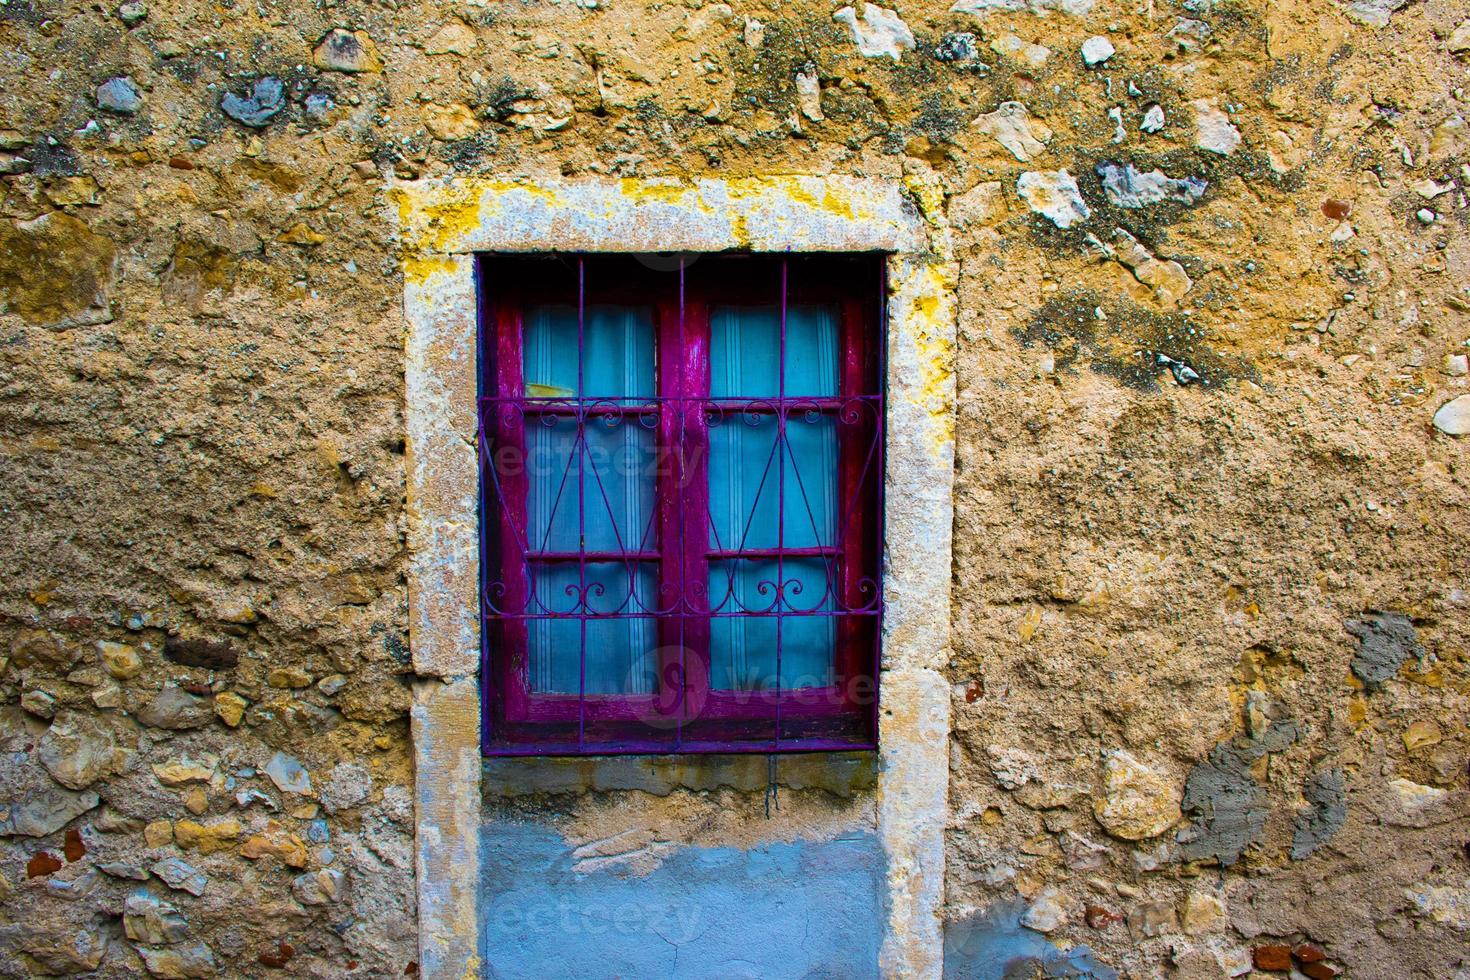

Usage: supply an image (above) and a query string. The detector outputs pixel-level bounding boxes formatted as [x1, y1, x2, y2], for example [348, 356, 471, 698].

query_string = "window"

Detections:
[478, 253, 885, 754]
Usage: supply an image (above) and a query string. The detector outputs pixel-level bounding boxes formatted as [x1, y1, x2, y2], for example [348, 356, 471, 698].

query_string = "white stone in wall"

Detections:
[1020, 888, 1067, 932]
[1193, 99, 1242, 155]
[1405, 882, 1470, 930]
[795, 67, 823, 121]
[1081, 35, 1115, 65]
[833, 4, 916, 61]
[1450, 20, 1470, 53]
[973, 101, 1052, 162]
[990, 32, 1051, 67]
[950, 0, 1093, 17]
[1433, 395, 1470, 436]
[1339, 0, 1411, 28]
[1016, 169, 1090, 228]
[1141, 104, 1166, 132]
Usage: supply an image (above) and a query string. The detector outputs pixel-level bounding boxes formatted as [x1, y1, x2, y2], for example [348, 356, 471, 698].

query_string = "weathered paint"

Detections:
[943, 901, 1118, 980]
[412, 678, 483, 979]
[479, 820, 884, 978]
[400, 175, 957, 978]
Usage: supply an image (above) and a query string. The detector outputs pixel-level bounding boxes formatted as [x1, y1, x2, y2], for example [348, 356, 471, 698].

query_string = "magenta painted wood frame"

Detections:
[477, 253, 886, 755]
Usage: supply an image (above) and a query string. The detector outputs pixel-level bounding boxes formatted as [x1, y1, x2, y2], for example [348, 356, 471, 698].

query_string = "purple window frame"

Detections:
[477, 253, 886, 756]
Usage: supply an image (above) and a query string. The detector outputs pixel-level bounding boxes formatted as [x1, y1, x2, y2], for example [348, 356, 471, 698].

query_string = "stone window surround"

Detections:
[397, 175, 957, 978]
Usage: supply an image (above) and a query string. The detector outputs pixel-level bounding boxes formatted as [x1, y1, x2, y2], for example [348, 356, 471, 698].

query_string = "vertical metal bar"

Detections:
[775, 257, 787, 748]
[476, 255, 492, 755]
[676, 255, 686, 751]
[872, 255, 888, 746]
[577, 255, 587, 750]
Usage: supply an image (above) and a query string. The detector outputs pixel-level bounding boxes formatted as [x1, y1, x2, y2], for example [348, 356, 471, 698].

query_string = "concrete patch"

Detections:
[1346, 612, 1422, 689]
[480, 820, 883, 978]
[1178, 721, 1298, 866]
[943, 900, 1116, 979]
[1291, 768, 1347, 859]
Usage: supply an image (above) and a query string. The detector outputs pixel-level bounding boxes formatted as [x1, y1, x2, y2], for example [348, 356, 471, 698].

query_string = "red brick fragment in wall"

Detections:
[259, 942, 296, 968]
[26, 851, 62, 878]
[63, 828, 85, 862]
[1084, 905, 1122, 928]
[1301, 964, 1340, 980]
[1252, 944, 1293, 971]
[1293, 942, 1326, 963]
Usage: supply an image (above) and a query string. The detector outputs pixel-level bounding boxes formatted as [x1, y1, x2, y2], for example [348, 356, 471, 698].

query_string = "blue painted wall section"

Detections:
[479, 820, 884, 979]
[942, 900, 1117, 980]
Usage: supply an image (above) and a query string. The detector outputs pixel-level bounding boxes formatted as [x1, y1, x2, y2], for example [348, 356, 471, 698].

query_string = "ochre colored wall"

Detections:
[1, 0, 1467, 976]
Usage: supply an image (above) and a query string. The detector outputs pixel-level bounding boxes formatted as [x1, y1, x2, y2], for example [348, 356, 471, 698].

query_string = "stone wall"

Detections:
[0, 0, 1467, 976]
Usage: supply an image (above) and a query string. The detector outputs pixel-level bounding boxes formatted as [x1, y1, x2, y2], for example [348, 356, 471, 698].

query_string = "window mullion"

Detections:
[679, 272, 713, 727]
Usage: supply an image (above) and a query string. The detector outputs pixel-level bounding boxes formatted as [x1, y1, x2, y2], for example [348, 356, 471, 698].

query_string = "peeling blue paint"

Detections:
[479, 820, 883, 978]
[943, 901, 1117, 980]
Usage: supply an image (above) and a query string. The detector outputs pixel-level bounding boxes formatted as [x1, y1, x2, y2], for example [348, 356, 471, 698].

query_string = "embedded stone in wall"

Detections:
[313, 29, 383, 73]
[136, 943, 218, 978]
[795, 67, 823, 122]
[949, 0, 1094, 16]
[1096, 162, 1207, 208]
[152, 754, 218, 786]
[98, 640, 142, 679]
[973, 102, 1052, 162]
[1405, 882, 1470, 930]
[1193, 99, 1242, 155]
[293, 867, 346, 905]
[137, 687, 211, 730]
[1021, 888, 1067, 932]
[833, 4, 916, 61]
[951, 181, 1004, 230]
[151, 857, 208, 896]
[1109, 229, 1193, 306]
[1339, 0, 1411, 28]
[173, 818, 241, 854]
[22, 926, 107, 975]
[1017, 170, 1090, 228]
[1433, 395, 1470, 435]
[1447, 19, 1470, 51]
[0, 212, 115, 329]
[1092, 750, 1181, 840]
[944, 900, 1117, 978]
[1081, 36, 1115, 67]
[0, 777, 100, 837]
[990, 33, 1051, 67]
[1384, 777, 1448, 827]
[124, 893, 190, 946]
[264, 752, 312, 794]
[425, 19, 478, 55]
[37, 712, 124, 790]
[220, 77, 286, 128]
[96, 77, 142, 115]
[424, 103, 478, 141]
[1180, 891, 1228, 935]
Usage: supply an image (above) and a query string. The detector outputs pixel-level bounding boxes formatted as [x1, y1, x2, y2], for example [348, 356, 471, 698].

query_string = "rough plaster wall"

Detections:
[0, 0, 1466, 979]
[943, 3, 1470, 978]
